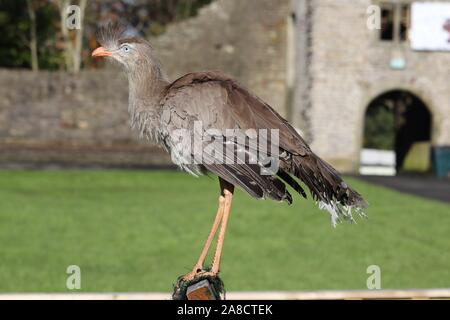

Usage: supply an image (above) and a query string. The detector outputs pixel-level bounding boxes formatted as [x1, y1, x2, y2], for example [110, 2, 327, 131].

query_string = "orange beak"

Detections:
[92, 47, 113, 58]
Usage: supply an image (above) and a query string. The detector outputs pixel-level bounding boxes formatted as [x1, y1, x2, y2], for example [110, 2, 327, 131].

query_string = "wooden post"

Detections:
[186, 280, 217, 300]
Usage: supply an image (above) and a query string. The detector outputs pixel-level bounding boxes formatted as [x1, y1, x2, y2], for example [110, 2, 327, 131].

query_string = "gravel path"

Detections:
[359, 175, 450, 203]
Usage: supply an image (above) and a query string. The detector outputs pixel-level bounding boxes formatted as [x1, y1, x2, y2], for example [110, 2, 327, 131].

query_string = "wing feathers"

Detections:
[162, 71, 367, 222]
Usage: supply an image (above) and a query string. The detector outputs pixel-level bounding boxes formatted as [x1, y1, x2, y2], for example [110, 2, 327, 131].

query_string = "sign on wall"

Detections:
[410, 2, 450, 51]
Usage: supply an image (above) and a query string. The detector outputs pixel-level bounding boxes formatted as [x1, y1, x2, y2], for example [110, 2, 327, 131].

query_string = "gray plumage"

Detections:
[95, 24, 367, 226]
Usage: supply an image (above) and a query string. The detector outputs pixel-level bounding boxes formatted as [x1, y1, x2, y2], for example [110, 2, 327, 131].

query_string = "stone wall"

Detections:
[153, 0, 290, 116]
[294, 0, 450, 172]
[0, 0, 290, 168]
[0, 69, 171, 168]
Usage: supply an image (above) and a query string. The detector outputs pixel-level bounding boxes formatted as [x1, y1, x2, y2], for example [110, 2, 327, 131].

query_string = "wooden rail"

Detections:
[1, 289, 449, 300]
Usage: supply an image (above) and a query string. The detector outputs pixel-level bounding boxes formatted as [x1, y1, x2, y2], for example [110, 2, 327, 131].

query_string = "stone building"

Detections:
[154, 0, 291, 117]
[292, 0, 450, 175]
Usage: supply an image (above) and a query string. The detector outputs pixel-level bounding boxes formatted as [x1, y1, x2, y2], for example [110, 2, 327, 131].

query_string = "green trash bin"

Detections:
[433, 147, 450, 178]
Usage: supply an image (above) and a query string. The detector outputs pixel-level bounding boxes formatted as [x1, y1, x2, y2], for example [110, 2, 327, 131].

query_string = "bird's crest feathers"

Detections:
[97, 22, 133, 47]
[96, 22, 150, 51]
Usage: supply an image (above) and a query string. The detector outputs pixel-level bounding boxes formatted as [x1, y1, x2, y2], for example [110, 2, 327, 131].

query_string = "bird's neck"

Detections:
[127, 62, 170, 110]
[127, 62, 170, 141]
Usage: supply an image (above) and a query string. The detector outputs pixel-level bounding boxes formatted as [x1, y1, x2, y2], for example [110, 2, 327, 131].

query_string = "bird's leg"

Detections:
[193, 196, 225, 271]
[183, 195, 225, 281]
[182, 179, 234, 281]
[210, 180, 234, 275]
[174, 179, 234, 300]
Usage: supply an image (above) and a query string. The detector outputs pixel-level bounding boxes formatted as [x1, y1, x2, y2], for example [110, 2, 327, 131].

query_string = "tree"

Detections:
[0, 0, 61, 70]
[53, 0, 87, 73]
[364, 102, 395, 150]
[0, 0, 215, 71]
[26, 0, 38, 71]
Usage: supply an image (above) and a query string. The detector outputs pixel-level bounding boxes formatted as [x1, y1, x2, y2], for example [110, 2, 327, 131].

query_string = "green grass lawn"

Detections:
[0, 170, 449, 293]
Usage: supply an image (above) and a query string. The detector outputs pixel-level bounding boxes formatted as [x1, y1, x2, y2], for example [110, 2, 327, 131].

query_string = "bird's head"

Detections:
[92, 23, 155, 73]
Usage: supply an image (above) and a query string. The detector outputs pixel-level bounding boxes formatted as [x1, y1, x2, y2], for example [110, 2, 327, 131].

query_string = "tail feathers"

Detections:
[277, 169, 307, 199]
[282, 152, 367, 227]
[318, 198, 367, 228]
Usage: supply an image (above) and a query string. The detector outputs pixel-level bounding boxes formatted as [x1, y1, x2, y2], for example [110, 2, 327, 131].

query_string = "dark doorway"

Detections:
[363, 90, 432, 173]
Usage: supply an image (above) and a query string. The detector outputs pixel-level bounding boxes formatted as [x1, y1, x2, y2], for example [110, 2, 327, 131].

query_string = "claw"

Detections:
[183, 265, 207, 282]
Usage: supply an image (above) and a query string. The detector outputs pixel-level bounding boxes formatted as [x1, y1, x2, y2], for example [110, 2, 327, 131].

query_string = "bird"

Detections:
[92, 23, 367, 299]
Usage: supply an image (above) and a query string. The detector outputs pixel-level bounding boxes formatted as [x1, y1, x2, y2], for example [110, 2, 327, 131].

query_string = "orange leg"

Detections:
[210, 185, 234, 275]
[183, 178, 234, 281]
[185, 195, 225, 280]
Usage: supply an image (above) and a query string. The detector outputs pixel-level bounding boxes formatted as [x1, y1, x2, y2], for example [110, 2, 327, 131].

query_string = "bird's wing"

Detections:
[161, 72, 367, 223]
[160, 71, 293, 203]
[165, 71, 311, 156]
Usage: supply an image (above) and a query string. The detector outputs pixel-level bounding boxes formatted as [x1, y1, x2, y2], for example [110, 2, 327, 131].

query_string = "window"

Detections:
[379, 2, 411, 42]
[380, 4, 395, 40]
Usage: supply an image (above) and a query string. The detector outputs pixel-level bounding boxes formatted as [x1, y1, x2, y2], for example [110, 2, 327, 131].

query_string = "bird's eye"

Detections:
[122, 45, 131, 53]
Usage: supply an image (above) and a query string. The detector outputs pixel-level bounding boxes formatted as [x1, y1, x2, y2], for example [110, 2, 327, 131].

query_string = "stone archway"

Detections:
[362, 90, 433, 174]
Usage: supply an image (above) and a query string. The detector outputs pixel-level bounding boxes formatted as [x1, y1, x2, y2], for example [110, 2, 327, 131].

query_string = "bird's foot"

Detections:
[182, 266, 206, 282]
[184, 264, 220, 281]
